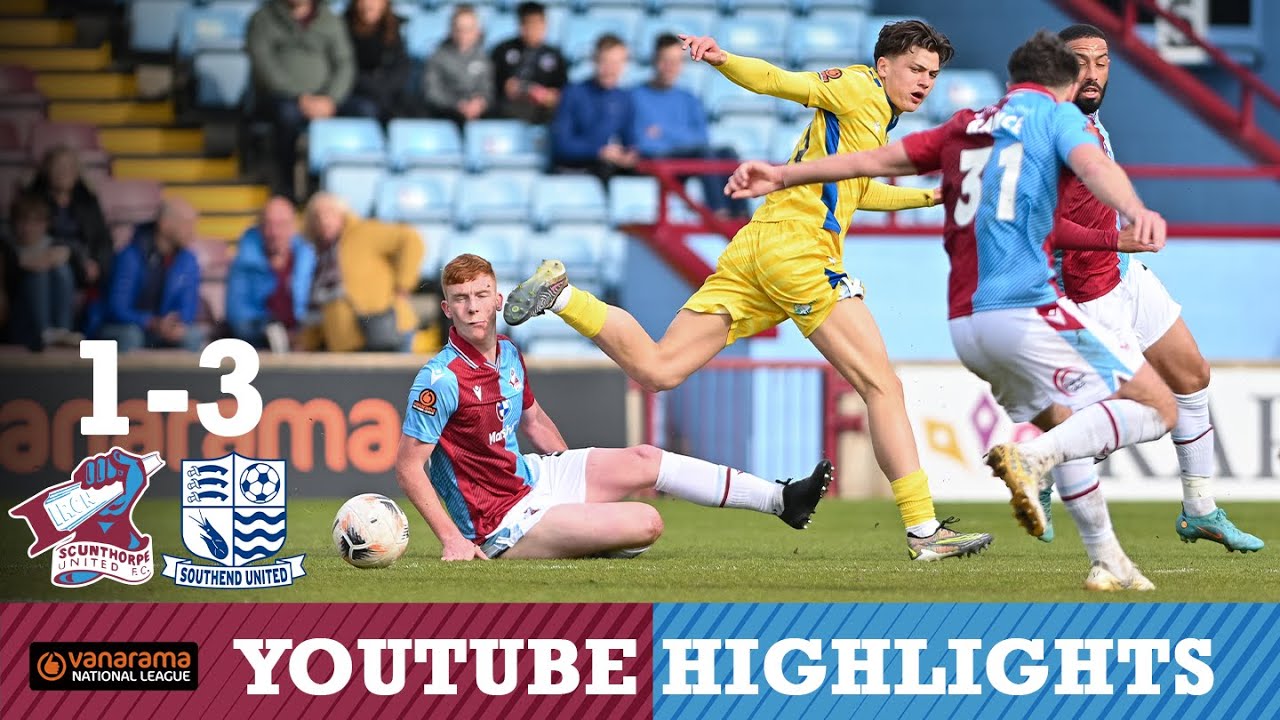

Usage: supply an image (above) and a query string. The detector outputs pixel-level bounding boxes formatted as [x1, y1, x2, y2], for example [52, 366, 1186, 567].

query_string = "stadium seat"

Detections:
[890, 112, 934, 139]
[527, 224, 610, 277]
[193, 51, 250, 109]
[375, 174, 456, 223]
[632, 11, 716, 63]
[190, 237, 232, 282]
[176, 2, 255, 59]
[0, 107, 43, 147]
[666, 177, 706, 224]
[713, 14, 789, 64]
[322, 165, 386, 218]
[0, 120, 24, 167]
[703, 79, 780, 119]
[925, 69, 1004, 122]
[413, 221, 452, 280]
[531, 176, 608, 229]
[861, 16, 923, 61]
[0, 166, 32, 220]
[788, 12, 868, 68]
[405, 9, 449, 60]
[560, 10, 644, 64]
[129, 0, 189, 54]
[445, 223, 528, 277]
[480, 11, 519, 53]
[453, 173, 533, 227]
[463, 120, 545, 172]
[0, 65, 44, 110]
[769, 118, 812, 163]
[307, 118, 387, 173]
[387, 119, 464, 170]
[29, 122, 110, 170]
[96, 179, 164, 227]
[798, 0, 872, 13]
[607, 176, 660, 225]
[709, 115, 776, 161]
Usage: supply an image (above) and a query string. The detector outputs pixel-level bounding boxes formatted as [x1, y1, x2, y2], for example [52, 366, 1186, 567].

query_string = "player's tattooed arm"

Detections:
[519, 400, 569, 455]
[394, 435, 488, 561]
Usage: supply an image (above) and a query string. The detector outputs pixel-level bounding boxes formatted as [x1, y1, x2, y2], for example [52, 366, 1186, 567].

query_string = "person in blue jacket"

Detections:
[630, 34, 743, 216]
[550, 33, 636, 181]
[99, 198, 205, 352]
[226, 196, 316, 349]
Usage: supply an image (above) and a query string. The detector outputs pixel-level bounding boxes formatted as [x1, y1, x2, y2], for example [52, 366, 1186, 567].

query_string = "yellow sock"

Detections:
[891, 469, 937, 532]
[556, 286, 608, 338]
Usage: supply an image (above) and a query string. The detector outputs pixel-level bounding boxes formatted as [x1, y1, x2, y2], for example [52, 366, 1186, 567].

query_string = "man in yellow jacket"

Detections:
[300, 192, 424, 352]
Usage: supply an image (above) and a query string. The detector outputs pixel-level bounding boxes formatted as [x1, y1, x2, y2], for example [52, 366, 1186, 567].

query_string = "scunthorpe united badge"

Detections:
[161, 453, 306, 589]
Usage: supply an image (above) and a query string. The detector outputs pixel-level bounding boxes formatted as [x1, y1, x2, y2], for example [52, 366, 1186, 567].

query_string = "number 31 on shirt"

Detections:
[953, 143, 1025, 226]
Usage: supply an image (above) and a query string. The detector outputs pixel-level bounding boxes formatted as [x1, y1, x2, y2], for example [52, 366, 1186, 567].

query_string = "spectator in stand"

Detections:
[424, 4, 493, 128]
[247, 0, 360, 199]
[491, 1, 568, 124]
[5, 192, 81, 350]
[342, 0, 411, 122]
[226, 196, 316, 350]
[99, 199, 205, 352]
[25, 145, 112, 299]
[551, 34, 636, 181]
[632, 34, 745, 217]
[298, 193, 423, 352]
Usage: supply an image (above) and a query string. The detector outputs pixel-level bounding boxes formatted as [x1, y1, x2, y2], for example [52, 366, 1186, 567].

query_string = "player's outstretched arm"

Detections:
[394, 435, 488, 561]
[519, 400, 569, 455]
[726, 142, 919, 199]
[681, 34, 826, 108]
[1066, 144, 1166, 251]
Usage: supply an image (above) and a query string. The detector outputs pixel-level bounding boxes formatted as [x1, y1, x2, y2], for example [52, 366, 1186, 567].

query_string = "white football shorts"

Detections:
[1077, 261, 1183, 352]
[949, 297, 1146, 423]
[479, 448, 592, 558]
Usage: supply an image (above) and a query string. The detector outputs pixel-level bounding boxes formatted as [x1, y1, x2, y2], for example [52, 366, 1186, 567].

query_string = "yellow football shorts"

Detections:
[682, 219, 866, 344]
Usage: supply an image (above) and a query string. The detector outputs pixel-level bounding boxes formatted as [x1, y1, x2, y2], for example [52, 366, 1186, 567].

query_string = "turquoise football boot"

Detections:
[1176, 508, 1264, 553]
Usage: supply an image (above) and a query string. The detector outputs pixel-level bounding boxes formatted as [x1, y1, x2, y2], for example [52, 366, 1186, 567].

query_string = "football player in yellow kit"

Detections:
[505, 21, 993, 561]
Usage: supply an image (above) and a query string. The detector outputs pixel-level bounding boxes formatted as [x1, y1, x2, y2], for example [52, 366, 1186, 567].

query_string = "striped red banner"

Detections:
[1, 603, 653, 720]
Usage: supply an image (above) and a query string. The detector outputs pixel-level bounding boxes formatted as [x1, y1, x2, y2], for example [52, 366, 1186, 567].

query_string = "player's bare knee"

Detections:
[1187, 357, 1211, 393]
[639, 506, 665, 545]
[855, 365, 904, 402]
[629, 444, 664, 467]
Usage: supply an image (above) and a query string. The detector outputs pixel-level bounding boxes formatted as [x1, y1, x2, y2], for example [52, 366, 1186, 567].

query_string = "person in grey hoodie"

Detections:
[423, 4, 494, 128]
[247, 0, 362, 199]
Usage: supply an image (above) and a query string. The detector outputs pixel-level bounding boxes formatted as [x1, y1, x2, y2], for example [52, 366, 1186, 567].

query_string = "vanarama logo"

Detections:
[8, 448, 163, 587]
[29, 642, 198, 691]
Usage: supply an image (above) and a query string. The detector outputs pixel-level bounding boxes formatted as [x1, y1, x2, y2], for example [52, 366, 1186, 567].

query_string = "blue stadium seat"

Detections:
[607, 176, 660, 225]
[376, 175, 457, 223]
[525, 224, 610, 278]
[531, 176, 608, 229]
[788, 13, 867, 68]
[709, 115, 776, 160]
[769, 118, 812, 163]
[192, 51, 250, 109]
[446, 223, 528, 277]
[797, 0, 872, 14]
[477, 9, 518, 52]
[307, 118, 387, 173]
[322, 165, 387, 218]
[413, 222, 452, 280]
[130, 0, 188, 54]
[861, 16, 923, 61]
[890, 112, 934, 139]
[387, 119, 464, 170]
[559, 10, 644, 64]
[453, 174, 533, 227]
[925, 69, 1004, 122]
[674, 61, 713, 97]
[176, 2, 254, 59]
[405, 9, 449, 60]
[703, 79, 780, 119]
[666, 177, 705, 224]
[632, 11, 716, 63]
[464, 120, 545, 172]
[713, 14, 789, 64]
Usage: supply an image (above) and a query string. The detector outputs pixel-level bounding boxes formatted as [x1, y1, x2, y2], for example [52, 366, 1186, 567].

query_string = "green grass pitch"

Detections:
[3, 499, 1277, 603]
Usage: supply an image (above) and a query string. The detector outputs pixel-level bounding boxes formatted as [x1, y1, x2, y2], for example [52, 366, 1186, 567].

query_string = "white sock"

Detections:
[907, 520, 941, 537]
[550, 284, 574, 313]
[655, 451, 783, 515]
[1021, 399, 1167, 467]
[1061, 482, 1126, 568]
[1173, 388, 1217, 517]
[1050, 458, 1098, 499]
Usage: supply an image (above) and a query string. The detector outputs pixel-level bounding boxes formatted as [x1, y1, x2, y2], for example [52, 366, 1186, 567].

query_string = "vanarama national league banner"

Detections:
[3, 602, 1279, 717]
